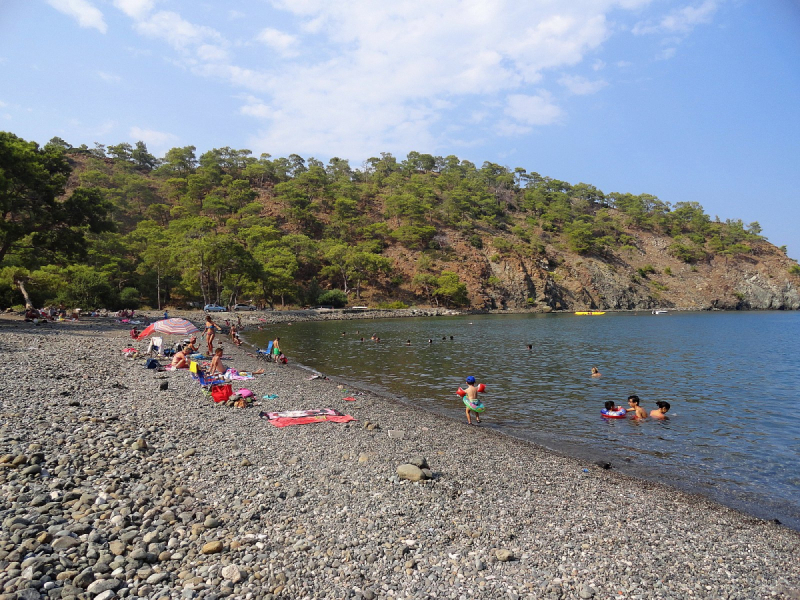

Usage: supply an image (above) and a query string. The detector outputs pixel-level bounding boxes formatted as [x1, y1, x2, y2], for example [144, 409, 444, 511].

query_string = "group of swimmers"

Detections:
[605, 395, 671, 420]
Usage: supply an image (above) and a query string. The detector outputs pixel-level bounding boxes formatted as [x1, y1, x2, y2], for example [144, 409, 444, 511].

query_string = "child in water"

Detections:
[650, 401, 671, 419]
[603, 400, 624, 413]
[462, 376, 482, 425]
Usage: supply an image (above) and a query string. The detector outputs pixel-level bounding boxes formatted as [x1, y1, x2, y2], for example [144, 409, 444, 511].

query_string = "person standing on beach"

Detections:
[626, 395, 647, 419]
[272, 337, 281, 360]
[204, 316, 217, 355]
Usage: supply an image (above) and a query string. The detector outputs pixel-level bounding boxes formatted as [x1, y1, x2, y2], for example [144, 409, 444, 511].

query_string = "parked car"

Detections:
[233, 303, 257, 311]
[204, 304, 227, 312]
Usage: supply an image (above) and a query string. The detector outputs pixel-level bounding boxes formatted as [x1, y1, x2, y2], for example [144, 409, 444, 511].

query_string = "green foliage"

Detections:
[119, 287, 141, 308]
[433, 271, 468, 307]
[669, 242, 705, 263]
[377, 300, 409, 309]
[0, 133, 778, 311]
[317, 289, 348, 308]
[789, 265, 800, 276]
[0, 132, 114, 264]
[637, 264, 656, 278]
[391, 225, 436, 249]
[651, 281, 668, 291]
[663, 267, 672, 276]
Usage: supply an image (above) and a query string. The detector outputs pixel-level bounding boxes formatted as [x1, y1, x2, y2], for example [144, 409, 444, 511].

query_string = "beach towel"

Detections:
[258, 408, 355, 427]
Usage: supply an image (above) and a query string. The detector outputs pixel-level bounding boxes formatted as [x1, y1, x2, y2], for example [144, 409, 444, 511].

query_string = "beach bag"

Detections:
[237, 388, 254, 398]
[210, 384, 233, 403]
[144, 358, 159, 369]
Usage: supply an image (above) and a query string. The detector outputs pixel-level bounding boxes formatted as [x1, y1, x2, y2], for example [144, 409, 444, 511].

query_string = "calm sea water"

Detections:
[247, 311, 800, 529]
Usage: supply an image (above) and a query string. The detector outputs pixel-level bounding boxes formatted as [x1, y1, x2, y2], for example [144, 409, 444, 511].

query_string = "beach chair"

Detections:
[147, 336, 163, 357]
[189, 361, 225, 387]
[257, 340, 274, 361]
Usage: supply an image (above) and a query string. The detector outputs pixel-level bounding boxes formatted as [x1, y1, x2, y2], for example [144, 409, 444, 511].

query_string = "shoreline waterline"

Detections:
[1, 316, 798, 599]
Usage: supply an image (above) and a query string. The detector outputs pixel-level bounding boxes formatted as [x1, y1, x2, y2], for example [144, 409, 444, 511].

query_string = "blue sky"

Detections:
[1, 0, 799, 258]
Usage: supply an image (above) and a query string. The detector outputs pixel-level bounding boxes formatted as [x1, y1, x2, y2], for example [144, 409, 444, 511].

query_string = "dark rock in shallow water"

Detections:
[594, 461, 612, 470]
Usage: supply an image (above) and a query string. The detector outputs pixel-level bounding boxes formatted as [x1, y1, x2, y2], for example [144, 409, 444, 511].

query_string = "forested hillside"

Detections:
[2, 132, 799, 311]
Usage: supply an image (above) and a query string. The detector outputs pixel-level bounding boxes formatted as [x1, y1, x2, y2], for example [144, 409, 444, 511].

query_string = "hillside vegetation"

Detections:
[3, 134, 799, 311]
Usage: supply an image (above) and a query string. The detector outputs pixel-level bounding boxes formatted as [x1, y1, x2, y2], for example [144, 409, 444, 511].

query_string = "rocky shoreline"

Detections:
[0, 316, 798, 600]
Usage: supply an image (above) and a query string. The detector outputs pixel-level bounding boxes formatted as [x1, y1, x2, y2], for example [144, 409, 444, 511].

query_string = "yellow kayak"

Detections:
[574, 311, 606, 315]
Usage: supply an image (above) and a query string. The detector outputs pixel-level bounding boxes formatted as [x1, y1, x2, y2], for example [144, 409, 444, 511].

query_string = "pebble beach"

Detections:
[0, 314, 798, 600]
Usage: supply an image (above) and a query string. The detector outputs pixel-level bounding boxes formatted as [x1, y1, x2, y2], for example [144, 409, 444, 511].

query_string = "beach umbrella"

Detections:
[136, 318, 199, 339]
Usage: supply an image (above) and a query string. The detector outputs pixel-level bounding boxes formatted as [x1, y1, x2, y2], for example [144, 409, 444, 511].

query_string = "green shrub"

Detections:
[651, 281, 668, 291]
[620, 244, 636, 254]
[669, 242, 705, 263]
[789, 264, 800, 276]
[377, 301, 408, 309]
[490, 253, 501, 262]
[317, 289, 348, 308]
[119, 287, 141, 309]
[637, 264, 656, 277]
[663, 267, 672, 276]
[493, 237, 512, 253]
[469, 235, 483, 249]
[733, 291, 745, 301]
[526, 297, 536, 306]
[487, 276, 501, 287]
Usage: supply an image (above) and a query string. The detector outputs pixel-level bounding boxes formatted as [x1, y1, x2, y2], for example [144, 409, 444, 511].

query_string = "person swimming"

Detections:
[650, 401, 671, 419]
[626, 395, 647, 419]
[591, 366, 602, 377]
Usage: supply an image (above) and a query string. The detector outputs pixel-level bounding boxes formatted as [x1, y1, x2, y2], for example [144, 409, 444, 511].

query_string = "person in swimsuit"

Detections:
[210, 347, 227, 375]
[591, 366, 602, 377]
[272, 337, 281, 360]
[171, 349, 188, 369]
[626, 395, 647, 419]
[205, 316, 217, 355]
[184, 336, 199, 354]
[650, 401, 671, 419]
[463, 376, 482, 425]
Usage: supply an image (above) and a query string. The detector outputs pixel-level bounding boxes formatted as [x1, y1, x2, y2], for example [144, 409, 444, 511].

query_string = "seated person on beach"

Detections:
[650, 401, 671, 419]
[463, 376, 481, 425]
[210, 347, 228, 375]
[171, 349, 189, 369]
[184, 336, 199, 354]
[591, 366, 602, 377]
[626, 395, 648, 419]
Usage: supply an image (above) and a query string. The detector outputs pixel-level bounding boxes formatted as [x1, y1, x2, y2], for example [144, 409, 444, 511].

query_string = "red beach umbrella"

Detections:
[136, 318, 199, 339]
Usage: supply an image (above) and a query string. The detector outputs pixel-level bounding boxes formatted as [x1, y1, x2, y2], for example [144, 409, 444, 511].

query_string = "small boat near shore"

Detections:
[652, 310, 669, 315]
[574, 311, 605, 316]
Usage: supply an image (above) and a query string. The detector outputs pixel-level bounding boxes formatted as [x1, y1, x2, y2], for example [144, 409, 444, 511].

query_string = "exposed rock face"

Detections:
[447, 233, 800, 311]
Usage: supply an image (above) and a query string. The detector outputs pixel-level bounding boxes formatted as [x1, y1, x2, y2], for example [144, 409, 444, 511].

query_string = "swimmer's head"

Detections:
[656, 401, 671, 412]
[465, 376, 476, 385]
[604, 400, 615, 410]
[627, 395, 640, 405]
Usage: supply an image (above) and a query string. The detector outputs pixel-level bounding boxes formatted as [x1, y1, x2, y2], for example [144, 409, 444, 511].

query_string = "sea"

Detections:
[247, 310, 800, 530]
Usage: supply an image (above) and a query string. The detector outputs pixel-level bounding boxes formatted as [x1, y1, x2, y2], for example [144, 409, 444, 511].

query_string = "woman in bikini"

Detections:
[205, 316, 217, 355]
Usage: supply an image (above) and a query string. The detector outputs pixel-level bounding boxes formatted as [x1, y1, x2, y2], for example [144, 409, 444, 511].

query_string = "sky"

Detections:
[1, 0, 799, 258]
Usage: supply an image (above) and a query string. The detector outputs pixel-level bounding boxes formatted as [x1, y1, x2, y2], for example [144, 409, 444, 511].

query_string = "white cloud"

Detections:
[47, 0, 107, 33]
[239, 96, 273, 119]
[228, 10, 245, 20]
[558, 74, 608, 95]
[505, 93, 563, 126]
[114, 1, 719, 158]
[134, 11, 223, 51]
[129, 126, 178, 151]
[658, 47, 677, 60]
[97, 71, 122, 83]
[112, 0, 154, 20]
[633, 0, 718, 35]
[256, 28, 299, 57]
